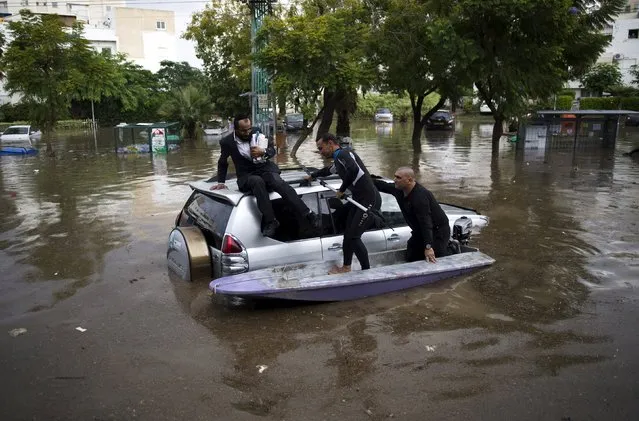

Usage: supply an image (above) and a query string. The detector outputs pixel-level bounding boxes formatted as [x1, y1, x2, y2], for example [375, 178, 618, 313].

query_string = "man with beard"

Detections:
[305, 133, 381, 274]
[211, 114, 320, 237]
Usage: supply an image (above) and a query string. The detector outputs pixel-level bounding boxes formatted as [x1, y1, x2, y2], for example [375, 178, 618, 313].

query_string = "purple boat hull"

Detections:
[210, 248, 495, 302]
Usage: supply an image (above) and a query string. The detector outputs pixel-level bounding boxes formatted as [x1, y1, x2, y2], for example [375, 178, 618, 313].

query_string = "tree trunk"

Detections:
[316, 90, 337, 140]
[410, 93, 425, 151]
[492, 114, 505, 149]
[290, 105, 325, 158]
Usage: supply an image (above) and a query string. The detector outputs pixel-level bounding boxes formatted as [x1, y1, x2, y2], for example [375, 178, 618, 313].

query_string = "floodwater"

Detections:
[0, 118, 638, 420]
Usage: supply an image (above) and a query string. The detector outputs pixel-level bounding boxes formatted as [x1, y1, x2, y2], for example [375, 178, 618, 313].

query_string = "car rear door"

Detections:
[379, 191, 412, 251]
[318, 191, 387, 264]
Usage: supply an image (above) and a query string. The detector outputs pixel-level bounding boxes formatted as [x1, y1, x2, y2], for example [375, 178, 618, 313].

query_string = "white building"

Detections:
[567, 1, 639, 97]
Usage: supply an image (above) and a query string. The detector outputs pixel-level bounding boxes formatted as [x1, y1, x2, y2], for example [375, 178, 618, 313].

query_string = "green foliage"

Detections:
[158, 84, 214, 139]
[0, 119, 93, 132]
[580, 63, 622, 95]
[607, 85, 639, 97]
[156, 60, 206, 92]
[620, 96, 639, 110]
[556, 95, 575, 110]
[184, 0, 251, 117]
[353, 92, 440, 120]
[579, 96, 620, 109]
[559, 89, 577, 98]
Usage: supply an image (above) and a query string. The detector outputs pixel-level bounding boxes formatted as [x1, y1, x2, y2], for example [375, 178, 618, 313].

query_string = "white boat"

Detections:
[0, 125, 42, 144]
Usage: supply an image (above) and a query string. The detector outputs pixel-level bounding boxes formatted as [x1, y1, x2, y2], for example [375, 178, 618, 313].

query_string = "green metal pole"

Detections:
[250, 0, 274, 134]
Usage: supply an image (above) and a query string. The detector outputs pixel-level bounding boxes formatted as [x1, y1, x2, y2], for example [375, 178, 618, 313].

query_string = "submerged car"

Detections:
[0, 125, 42, 143]
[374, 108, 393, 123]
[426, 110, 455, 130]
[167, 169, 489, 282]
[284, 113, 305, 131]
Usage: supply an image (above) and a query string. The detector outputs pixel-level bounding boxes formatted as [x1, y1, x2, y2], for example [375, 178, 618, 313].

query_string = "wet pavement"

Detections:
[1, 118, 638, 420]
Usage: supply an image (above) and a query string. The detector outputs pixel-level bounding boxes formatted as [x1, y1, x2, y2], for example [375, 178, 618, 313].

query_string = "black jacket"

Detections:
[217, 130, 277, 183]
[312, 148, 377, 203]
[374, 179, 449, 246]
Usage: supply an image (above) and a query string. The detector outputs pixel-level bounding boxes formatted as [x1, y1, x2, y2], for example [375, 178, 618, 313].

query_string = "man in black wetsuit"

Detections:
[306, 133, 381, 274]
[373, 167, 450, 263]
[211, 114, 319, 237]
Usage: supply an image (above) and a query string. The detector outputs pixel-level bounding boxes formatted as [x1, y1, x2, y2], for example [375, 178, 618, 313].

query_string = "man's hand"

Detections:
[250, 146, 264, 158]
[336, 191, 345, 200]
[210, 183, 227, 190]
[425, 248, 437, 263]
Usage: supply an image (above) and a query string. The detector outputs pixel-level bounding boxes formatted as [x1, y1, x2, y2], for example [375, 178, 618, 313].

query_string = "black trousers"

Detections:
[406, 227, 451, 262]
[342, 192, 381, 270]
[237, 170, 310, 225]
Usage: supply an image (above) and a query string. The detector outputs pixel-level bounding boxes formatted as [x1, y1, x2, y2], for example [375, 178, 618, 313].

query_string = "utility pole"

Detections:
[246, 0, 277, 136]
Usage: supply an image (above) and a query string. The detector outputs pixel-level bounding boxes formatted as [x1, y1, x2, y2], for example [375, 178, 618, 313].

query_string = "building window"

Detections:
[35, 1, 39, 5]
[42, 1, 47, 5]
[106, 5, 111, 11]
[52, 1, 57, 7]
[101, 47, 112, 55]
[20, 0, 28, 6]
[156, 21, 166, 30]
[629, 29, 639, 39]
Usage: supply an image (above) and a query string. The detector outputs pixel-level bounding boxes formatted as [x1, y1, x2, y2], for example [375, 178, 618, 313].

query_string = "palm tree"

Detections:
[159, 84, 213, 139]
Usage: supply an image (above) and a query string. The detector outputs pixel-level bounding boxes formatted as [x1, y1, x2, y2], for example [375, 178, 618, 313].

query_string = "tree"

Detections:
[256, 0, 375, 144]
[0, 10, 120, 153]
[158, 84, 214, 139]
[184, 0, 252, 118]
[581, 62, 623, 95]
[370, 0, 471, 150]
[432, 0, 625, 148]
[156, 60, 207, 92]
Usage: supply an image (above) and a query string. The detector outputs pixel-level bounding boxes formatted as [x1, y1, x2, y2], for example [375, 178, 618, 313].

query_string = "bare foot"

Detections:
[328, 265, 351, 275]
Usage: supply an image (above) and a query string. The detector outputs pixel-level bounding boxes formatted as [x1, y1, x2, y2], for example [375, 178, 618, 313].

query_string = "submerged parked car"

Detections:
[167, 169, 490, 282]
[374, 108, 393, 123]
[426, 110, 455, 130]
[0, 125, 42, 143]
[284, 113, 304, 131]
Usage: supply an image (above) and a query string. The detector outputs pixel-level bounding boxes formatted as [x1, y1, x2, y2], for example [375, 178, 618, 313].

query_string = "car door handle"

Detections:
[328, 243, 342, 251]
[387, 234, 401, 241]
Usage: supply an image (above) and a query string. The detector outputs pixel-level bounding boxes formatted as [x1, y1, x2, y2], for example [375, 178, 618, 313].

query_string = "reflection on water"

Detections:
[1, 120, 638, 401]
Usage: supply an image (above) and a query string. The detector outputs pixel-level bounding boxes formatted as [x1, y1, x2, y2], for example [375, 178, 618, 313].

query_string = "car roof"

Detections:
[6, 125, 30, 129]
[188, 169, 387, 205]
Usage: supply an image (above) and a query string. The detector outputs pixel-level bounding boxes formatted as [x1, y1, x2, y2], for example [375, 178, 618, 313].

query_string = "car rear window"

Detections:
[431, 112, 450, 118]
[377, 108, 391, 114]
[184, 192, 233, 249]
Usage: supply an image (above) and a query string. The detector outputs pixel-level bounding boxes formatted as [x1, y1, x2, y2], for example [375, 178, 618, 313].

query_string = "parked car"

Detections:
[626, 114, 639, 127]
[374, 108, 393, 123]
[0, 125, 42, 143]
[479, 102, 492, 115]
[167, 169, 490, 282]
[284, 113, 305, 131]
[426, 110, 455, 130]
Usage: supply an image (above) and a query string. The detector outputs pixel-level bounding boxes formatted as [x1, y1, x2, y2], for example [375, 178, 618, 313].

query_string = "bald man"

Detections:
[373, 167, 450, 263]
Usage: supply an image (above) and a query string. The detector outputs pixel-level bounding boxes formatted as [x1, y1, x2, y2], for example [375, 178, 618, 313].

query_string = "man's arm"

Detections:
[310, 165, 333, 179]
[372, 178, 398, 195]
[264, 135, 276, 159]
[216, 142, 230, 183]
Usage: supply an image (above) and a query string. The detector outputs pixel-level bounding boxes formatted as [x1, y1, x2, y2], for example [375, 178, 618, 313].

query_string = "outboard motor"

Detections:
[448, 216, 473, 255]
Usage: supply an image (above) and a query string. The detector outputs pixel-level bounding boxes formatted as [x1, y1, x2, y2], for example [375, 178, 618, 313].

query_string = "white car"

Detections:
[0, 125, 42, 144]
[479, 103, 492, 115]
[374, 108, 393, 123]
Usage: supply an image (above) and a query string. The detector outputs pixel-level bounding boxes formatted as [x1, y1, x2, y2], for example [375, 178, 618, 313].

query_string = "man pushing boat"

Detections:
[305, 133, 381, 275]
[373, 167, 450, 263]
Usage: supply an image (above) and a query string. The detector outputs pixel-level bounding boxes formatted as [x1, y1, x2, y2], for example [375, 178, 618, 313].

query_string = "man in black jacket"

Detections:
[373, 167, 450, 263]
[306, 133, 381, 274]
[211, 114, 319, 237]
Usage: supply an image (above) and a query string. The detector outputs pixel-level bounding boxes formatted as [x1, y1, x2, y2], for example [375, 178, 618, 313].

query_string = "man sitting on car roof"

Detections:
[210, 113, 320, 237]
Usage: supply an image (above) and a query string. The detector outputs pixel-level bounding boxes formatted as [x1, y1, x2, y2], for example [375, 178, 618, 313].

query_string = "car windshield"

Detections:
[3, 127, 29, 135]
[377, 108, 391, 114]
[286, 114, 303, 122]
[432, 112, 450, 118]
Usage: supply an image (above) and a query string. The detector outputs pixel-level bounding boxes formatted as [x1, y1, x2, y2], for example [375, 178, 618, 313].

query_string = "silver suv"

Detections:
[167, 169, 489, 281]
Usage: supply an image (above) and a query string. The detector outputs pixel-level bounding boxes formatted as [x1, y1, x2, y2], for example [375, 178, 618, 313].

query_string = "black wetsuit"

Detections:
[313, 148, 381, 269]
[374, 179, 450, 261]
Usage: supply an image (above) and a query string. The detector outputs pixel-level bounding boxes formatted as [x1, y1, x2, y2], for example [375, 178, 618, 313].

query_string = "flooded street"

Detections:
[1, 118, 638, 420]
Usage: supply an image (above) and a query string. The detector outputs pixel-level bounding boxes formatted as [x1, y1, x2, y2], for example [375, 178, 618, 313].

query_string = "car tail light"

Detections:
[221, 234, 243, 254]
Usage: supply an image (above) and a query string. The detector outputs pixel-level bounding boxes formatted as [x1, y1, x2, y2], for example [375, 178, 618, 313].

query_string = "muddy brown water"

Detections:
[0, 118, 638, 420]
